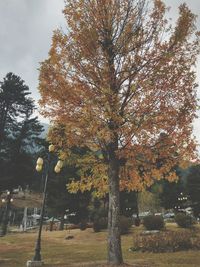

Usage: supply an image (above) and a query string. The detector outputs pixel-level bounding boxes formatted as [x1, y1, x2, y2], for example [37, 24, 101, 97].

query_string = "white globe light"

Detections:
[49, 144, 55, 152]
[57, 160, 63, 168]
[54, 165, 61, 173]
[37, 157, 43, 165]
[36, 164, 42, 172]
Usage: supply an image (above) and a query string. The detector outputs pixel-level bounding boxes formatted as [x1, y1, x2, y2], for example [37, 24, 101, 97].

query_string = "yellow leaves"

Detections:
[67, 146, 185, 196]
[92, 191, 105, 198]
[130, 84, 137, 93]
[151, 169, 162, 180]
[98, 153, 104, 160]
[165, 172, 179, 183]
[179, 160, 190, 170]
[67, 174, 109, 195]
[95, 128, 112, 143]
[67, 178, 93, 193]
[66, 151, 109, 195]
[59, 151, 70, 161]
[143, 173, 154, 188]
[67, 180, 80, 193]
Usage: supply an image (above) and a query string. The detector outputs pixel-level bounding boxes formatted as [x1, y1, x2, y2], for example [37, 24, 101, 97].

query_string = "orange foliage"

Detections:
[39, 0, 199, 194]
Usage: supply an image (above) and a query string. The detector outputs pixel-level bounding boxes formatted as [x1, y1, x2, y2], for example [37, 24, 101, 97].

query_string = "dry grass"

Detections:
[1, 224, 200, 267]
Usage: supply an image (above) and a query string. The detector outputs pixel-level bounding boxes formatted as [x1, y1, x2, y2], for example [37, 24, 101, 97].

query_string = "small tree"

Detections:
[39, 1, 199, 264]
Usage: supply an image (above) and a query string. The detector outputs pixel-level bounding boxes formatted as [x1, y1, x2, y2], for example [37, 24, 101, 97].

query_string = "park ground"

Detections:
[1, 224, 200, 267]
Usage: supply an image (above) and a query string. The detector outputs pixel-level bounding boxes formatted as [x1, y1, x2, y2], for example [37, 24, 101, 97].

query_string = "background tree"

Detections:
[8, 102, 44, 190]
[186, 165, 200, 217]
[138, 189, 161, 213]
[0, 73, 44, 192]
[89, 195, 108, 222]
[120, 191, 138, 217]
[0, 72, 29, 148]
[11, 98, 44, 154]
[159, 171, 184, 210]
[46, 175, 69, 230]
[39, 0, 199, 264]
[46, 163, 91, 229]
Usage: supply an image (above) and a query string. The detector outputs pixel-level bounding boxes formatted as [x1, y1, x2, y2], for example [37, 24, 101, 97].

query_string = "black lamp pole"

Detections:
[27, 145, 63, 266]
[32, 157, 49, 261]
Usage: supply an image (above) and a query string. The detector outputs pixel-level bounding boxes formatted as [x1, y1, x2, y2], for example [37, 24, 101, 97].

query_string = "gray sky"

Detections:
[0, 0, 199, 147]
[0, 0, 65, 102]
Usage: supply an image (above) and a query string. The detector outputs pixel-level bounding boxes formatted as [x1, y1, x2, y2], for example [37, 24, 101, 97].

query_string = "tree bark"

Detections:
[59, 213, 65, 231]
[1, 194, 11, 236]
[107, 153, 123, 265]
[0, 104, 9, 148]
[49, 217, 54, 231]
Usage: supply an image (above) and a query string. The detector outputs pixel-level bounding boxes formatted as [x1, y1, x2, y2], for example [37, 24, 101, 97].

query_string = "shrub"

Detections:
[93, 217, 108, 232]
[93, 221, 101, 232]
[175, 213, 193, 228]
[120, 216, 132, 234]
[99, 217, 108, 229]
[79, 221, 87, 231]
[86, 222, 93, 228]
[93, 216, 132, 234]
[133, 230, 197, 253]
[143, 215, 164, 230]
[134, 217, 141, 227]
[90, 207, 108, 222]
[66, 224, 79, 230]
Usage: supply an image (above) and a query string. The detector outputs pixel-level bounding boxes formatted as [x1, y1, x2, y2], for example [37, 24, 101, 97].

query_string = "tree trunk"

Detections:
[49, 217, 54, 231]
[22, 207, 28, 231]
[59, 213, 65, 231]
[0, 104, 9, 148]
[1, 196, 11, 236]
[107, 155, 123, 265]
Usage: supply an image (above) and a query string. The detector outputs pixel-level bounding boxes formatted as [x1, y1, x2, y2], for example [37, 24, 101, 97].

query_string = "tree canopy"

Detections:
[40, 0, 199, 192]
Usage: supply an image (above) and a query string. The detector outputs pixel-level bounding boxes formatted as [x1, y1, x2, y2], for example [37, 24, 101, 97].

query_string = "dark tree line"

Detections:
[0, 72, 44, 192]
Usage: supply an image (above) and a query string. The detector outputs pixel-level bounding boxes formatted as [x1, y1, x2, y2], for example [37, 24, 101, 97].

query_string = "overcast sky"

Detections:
[0, 0, 199, 147]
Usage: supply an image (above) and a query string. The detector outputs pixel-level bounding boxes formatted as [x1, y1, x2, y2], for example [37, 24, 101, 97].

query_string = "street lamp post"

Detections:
[27, 144, 63, 267]
[0, 191, 14, 237]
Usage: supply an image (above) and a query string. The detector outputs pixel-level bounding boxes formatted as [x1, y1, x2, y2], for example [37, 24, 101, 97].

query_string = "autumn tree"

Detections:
[39, 0, 199, 264]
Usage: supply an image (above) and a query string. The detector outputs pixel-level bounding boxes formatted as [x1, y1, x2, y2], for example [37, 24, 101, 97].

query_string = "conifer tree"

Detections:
[0, 73, 44, 191]
[0, 72, 29, 148]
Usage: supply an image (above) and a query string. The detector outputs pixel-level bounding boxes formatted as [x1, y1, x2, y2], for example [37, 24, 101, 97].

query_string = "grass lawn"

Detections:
[1, 224, 200, 267]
